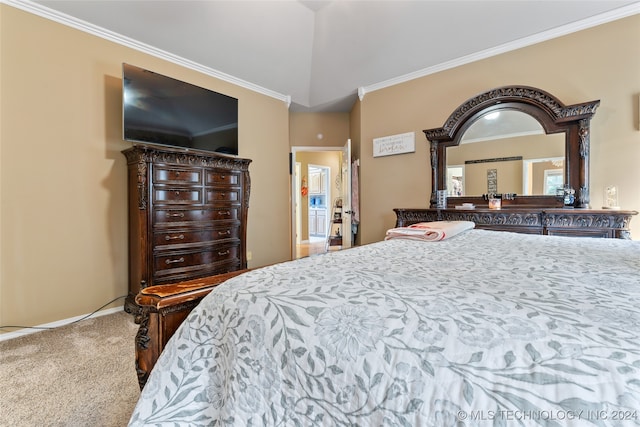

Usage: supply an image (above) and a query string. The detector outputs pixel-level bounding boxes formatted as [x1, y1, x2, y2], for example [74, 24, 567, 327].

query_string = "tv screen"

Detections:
[122, 63, 238, 155]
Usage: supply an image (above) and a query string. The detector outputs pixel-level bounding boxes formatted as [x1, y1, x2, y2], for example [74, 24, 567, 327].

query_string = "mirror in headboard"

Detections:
[423, 86, 600, 209]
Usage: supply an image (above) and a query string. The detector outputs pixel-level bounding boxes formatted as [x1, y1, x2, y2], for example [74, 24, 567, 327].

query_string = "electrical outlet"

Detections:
[246, 251, 252, 261]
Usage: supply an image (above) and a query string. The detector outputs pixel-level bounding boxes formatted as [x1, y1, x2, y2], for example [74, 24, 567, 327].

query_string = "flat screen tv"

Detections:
[122, 63, 238, 155]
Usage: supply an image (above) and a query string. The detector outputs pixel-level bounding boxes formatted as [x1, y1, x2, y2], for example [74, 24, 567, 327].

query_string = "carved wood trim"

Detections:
[243, 170, 251, 208]
[577, 118, 590, 208]
[393, 209, 439, 227]
[543, 211, 633, 229]
[123, 144, 251, 171]
[135, 311, 152, 389]
[441, 211, 542, 226]
[424, 86, 600, 141]
[136, 158, 147, 210]
[393, 208, 637, 239]
[429, 141, 438, 206]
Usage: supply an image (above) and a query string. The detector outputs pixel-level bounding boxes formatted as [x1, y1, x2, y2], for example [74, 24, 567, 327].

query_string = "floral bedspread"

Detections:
[130, 230, 640, 426]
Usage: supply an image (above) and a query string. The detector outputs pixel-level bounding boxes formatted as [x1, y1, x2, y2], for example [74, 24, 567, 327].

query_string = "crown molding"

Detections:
[358, 3, 640, 100]
[2, 0, 291, 106]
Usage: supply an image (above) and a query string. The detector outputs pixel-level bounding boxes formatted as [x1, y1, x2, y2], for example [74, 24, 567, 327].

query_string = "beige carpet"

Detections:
[0, 311, 140, 426]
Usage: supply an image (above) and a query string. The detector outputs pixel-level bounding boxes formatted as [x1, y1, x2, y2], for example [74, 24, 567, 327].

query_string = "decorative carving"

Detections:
[243, 170, 252, 208]
[436, 86, 600, 135]
[575, 118, 591, 208]
[135, 147, 251, 171]
[394, 208, 636, 239]
[425, 86, 599, 141]
[393, 209, 439, 227]
[442, 211, 542, 226]
[430, 141, 437, 171]
[135, 311, 151, 350]
[136, 158, 147, 210]
[578, 119, 590, 159]
[124, 298, 143, 323]
[429, 141, 438, 206]
[452, 86, 590, 128]
[158, 300, 200, 316]
[135, 311, 151, 389]
[543, 211, 631, 229]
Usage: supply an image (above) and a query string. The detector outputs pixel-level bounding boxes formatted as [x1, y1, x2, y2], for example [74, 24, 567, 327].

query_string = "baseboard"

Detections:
[0, 306, 124, 342]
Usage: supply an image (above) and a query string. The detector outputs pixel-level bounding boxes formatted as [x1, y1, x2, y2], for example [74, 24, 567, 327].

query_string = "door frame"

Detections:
[290, 146, 345, 259]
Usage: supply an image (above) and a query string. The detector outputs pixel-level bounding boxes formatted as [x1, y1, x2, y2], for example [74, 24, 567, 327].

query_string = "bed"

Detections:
[129, 228, 639, 426]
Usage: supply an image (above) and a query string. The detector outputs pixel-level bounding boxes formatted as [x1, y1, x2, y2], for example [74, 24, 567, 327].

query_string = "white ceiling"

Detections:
[17, 1, 640, 112]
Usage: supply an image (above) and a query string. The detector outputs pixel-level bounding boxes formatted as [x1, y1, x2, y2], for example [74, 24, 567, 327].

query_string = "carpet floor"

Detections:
[0, 311, 140, 426]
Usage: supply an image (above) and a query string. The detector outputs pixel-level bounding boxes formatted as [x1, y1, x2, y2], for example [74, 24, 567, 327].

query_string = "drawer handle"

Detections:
[218, 211, 231, 216]
[218, 250, 230, 256]
[174, 191, 181, 196]
[166, 212, 185, 218]
[165, 234, 185, 241]
[218, 230, 231, 236]
[165, 257, 185, 265]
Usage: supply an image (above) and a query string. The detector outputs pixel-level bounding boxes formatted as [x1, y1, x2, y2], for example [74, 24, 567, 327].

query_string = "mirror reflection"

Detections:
[445, 110, 565, 197]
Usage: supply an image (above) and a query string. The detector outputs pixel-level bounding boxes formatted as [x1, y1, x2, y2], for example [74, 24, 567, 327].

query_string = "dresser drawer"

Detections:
[153, 226, 240, 248]
[152, 260, 242, 285]
[153, 244, 241, 274]
[154, 187, 202, 204]
[205, 188, 240, 203]
[154, 166, 202, 185]
[206, 171, 240, 186]
[154, 207, 240, 225]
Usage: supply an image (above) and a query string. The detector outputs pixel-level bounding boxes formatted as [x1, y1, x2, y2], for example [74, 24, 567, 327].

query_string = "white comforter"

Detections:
[130, 230, 640, 426]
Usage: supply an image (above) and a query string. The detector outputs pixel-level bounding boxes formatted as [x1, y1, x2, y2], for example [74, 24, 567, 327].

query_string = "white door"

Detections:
[340, 139, 353, 249]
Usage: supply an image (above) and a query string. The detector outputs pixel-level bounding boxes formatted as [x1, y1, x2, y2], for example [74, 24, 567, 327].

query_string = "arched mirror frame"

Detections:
[423, 86, 600, 209]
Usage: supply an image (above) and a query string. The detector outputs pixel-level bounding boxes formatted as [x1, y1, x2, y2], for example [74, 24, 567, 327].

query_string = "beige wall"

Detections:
[0, 6, 290, 329]
[290, 112, 350, 148]
[357, 15, 640, 244]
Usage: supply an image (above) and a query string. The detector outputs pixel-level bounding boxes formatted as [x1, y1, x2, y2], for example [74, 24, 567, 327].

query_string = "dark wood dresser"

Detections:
[394, 208, 637, 239]
[122, 145, 251, 315]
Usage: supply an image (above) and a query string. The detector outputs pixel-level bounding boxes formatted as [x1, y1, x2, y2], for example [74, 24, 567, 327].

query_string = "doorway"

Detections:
[291, 144, 352, 259]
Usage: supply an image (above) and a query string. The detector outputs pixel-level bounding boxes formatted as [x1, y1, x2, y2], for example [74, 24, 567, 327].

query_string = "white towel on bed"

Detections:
[385, 220, 475, 241]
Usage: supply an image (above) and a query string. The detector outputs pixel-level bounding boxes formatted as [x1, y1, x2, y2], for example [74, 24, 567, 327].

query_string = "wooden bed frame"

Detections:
[134, 270, 248, 389]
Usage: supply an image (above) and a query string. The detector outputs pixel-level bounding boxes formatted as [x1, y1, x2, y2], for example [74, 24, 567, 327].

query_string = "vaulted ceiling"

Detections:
[23, 1, 640, 111]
